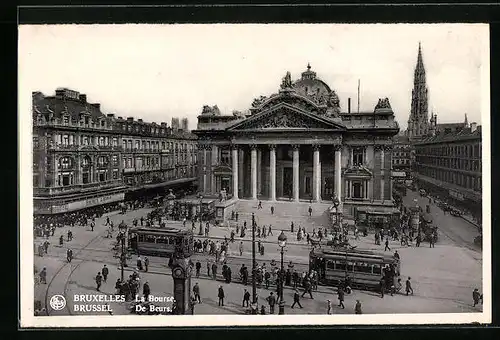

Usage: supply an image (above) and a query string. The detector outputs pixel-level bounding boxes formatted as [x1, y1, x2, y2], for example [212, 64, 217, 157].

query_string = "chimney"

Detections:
[127, 117, 134, 122]
[348, 98, 351, 113]
[470, 122, 477, 132]
[117, 116, 123, 120]
[79, 94, 87, 103]
[138, 119, 143, 123]
[107, 114, 115, 118]
[92, 103, 101, 110]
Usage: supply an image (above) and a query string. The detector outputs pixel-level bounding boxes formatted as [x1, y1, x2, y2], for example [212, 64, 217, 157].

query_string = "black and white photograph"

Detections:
[18, 23, 490, 327]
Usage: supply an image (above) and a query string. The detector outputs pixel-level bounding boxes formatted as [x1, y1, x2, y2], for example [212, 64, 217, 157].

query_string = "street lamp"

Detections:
[119, 231, 128, 282]
[277, 230, 287, 315]
[332, 195, 340, 227]
[251, 212, 257, 314]
[198, 194, 204, 236]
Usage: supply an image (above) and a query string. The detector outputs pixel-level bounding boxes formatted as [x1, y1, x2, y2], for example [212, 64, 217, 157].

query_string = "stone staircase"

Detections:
[231, 199, 333, 232]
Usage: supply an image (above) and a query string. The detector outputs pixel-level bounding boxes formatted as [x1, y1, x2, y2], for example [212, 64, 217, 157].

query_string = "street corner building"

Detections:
[192, 64, 401, 222]
[31, 88, 198, 215]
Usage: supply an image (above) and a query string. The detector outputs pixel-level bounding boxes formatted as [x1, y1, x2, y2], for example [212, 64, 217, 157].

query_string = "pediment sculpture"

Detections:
[240, 109, 330, 130]
[201, 105, 221, 116]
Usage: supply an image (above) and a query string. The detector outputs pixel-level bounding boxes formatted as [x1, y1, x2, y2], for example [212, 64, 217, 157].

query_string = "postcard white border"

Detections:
[18, 23, 491, 328]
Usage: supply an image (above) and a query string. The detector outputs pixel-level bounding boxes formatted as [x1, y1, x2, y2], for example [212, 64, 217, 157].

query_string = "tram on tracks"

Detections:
[309, 248, 400, 291]
[128, 226, 194, 258]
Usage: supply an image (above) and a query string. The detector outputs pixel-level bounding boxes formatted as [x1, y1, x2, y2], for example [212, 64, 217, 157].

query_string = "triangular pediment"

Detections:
[228, 103, 345, 132]
[343, 166, 373, 178]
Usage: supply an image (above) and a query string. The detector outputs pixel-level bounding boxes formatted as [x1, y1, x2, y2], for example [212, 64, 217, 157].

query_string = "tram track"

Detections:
[44, 230, 108, 316]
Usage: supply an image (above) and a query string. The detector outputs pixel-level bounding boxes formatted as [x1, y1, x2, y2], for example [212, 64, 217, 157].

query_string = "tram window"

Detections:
[336, 262, 346, 271]
[145, 235, 156, 243]
[346, 262, 354, 272]
[137, 235, 144, 242]
[354, 263, 372, 273]
[156, 237, 168, 244]
[373, 264, 382, 275]
[327, 260, 335, 269]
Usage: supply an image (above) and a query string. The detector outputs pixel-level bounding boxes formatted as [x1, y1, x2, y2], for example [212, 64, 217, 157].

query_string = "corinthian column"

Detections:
[251, 145, 257, 200]
[292, 144, 300, 202]
[313, 144, 321, 202]
[334, 145, 342, 205]
[269, 144, 276, 201]
[232, 145, 239, 199]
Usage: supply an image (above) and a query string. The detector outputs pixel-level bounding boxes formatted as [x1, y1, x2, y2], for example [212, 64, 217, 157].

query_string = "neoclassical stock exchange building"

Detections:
[193, 65, 400, 221]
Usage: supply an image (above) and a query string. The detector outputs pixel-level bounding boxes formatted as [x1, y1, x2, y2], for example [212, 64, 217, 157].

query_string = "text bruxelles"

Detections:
[74, 294, 126, 302]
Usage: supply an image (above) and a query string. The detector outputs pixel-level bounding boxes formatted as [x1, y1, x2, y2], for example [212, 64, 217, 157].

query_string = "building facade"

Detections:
[32, 88, 197, 215]
[193, 65, 400, 218]
[392, 135, 412, 175]
[414, 124, 482, 223]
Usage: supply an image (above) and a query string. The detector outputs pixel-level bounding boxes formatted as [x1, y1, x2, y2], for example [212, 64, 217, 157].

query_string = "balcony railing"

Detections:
[47, 144, 122, 152]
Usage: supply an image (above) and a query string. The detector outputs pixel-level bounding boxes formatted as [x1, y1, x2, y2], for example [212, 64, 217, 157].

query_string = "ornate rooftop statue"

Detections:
[201, 105, 221, 116]
[280, 71, 293, 89]
[251, 95, 268, 108]
[375, 97, 392, 110]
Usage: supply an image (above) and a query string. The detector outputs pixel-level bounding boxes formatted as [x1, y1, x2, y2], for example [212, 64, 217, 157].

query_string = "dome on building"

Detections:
[292, 63, 332, 100]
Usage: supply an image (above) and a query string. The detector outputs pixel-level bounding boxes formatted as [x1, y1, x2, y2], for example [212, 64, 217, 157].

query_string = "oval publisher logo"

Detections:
[49, 295, 66, 311]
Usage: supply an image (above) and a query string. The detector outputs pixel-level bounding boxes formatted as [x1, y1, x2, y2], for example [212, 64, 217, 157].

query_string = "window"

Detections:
[135, 141, 139, 150]
[122, 140, 127, 149]
[353, 147, 364, 166]
[97, 156, 109, 167]
[113, 170, 118, 179]
[112, 155, 119, 166]
[127, 141, 132, 150]
[219, 148, 231, 165]
[59, 157, 73, 170]
[33, 137, 39, 148]
[162, 142, 166, 150]
[113, 138, 118, 147]
[62, 135, 69, 146]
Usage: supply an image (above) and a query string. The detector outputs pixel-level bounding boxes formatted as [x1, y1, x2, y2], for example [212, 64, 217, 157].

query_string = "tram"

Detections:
[128, 227, 194, 258]
[309, 248, 400, 291]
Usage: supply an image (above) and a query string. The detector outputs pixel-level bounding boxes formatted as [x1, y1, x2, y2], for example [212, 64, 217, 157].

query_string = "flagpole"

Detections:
[357, 79, 360, 114]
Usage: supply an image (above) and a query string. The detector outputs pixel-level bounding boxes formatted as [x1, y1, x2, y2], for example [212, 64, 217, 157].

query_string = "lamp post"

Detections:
[332, 195, 340, 227]
[119, 231, 127, 282]
[198, 194, 203, 236]
[251, 212, 257, 314]
[277, 230, 287, 315]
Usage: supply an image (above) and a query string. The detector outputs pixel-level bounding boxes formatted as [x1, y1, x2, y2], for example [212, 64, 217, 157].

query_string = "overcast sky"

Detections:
[19, 24, 488, 131]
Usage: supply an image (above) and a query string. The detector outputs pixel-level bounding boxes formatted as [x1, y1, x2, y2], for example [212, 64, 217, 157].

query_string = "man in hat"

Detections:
[218, 285, 225, 306]
[405, 277, 414, 295]
[355, 300, 362, 314]
[291, 289, 303, 309]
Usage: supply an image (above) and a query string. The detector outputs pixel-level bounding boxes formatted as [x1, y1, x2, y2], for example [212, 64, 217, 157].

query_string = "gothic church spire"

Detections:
[408, 42, 430, 140]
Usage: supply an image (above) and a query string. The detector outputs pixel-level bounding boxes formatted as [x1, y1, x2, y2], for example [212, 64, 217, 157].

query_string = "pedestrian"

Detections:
[59, 235, 64, 246]
[39, 267, 47, 284]
[218, 285, 225, 306]
[265, 271, 271, 289]
[384, 238, 391, 251]
[260, 305, 266, 315]
[90, 221, 95, 232]
[337, 287, 345, 308]
[355, 300, 362, 314]
[416, 234, 421, 247]
[102, 265, 109, 283]
[212, 262, 218, 280]
[266, 292, 276, 314]
[66, 248, 73, 263]
[143, 281, 150, 301]
[327, 299, 332, 314]
[291, 221, 294, 233]
[137, 256, 143, 271]
[67, 230, 72, 242]
[239, 241, 243, 256]
[144, 257, 149, 272]
[95, 272, 103, 292]
[258, 200, 262, 209]
[308, 206, 312, 216]
[379, 277, 385, 298]
[301, 279, 314, 299]
[394, 250, 400, 260]
[260, 243, 265, 256]
[291, 289, 303, 309]
[405, 277, 414, 295]
[207, 261, 211, 277]
[193, 282, 202, 303]
[235, 212, 239, 222]
[195, 261, 201, 277]
[243, 289, 250, 307]
[270, 206, 275, 215]
[268, 225, 273, 236]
